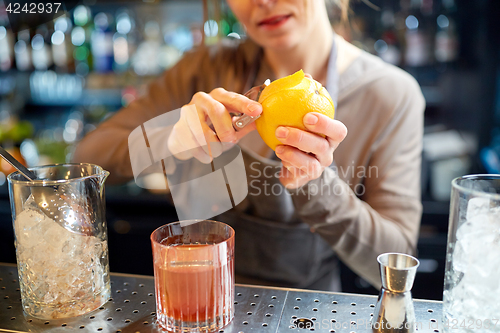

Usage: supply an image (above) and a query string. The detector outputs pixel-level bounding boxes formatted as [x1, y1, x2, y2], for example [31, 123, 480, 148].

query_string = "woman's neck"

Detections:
[263, 19, 334, 85]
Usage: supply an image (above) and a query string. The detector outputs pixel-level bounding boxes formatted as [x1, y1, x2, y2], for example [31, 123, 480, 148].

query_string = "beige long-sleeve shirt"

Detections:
[73, 35, 425, 290]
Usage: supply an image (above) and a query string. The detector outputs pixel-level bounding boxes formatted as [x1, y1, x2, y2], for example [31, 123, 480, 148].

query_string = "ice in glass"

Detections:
[8, 164, 111, 319]
[444, 175, 500, 333]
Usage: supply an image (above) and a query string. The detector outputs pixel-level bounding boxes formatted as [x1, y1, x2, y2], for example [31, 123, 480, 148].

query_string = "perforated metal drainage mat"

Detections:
[0, 263, 443, 333]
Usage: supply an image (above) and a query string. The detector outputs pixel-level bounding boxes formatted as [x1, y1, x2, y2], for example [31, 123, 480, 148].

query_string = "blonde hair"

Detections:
[339, 0, 351, 22]
[327, 0, 351, 22]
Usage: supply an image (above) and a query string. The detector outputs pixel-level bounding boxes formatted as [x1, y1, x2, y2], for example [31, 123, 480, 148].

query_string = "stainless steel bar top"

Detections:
[0, 263, 443, 333]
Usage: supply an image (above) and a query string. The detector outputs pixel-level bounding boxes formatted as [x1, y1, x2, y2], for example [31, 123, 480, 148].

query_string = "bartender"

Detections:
[73, 0, 425, 291]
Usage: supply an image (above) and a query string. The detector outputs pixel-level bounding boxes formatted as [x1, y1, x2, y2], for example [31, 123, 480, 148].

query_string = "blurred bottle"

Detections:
[190, 23, 204, 48]
[161, 24, 188, 70]
[434, 0, 458, 63]
[220, 5, 242, 39]
[72, 5, 93, 76]
[51, 16, 74, 72]
[31, 25, 53, 71]
[0, 26, 14, 71]
[113, 10, 133, 73]
[14, 29, 32, 71]
[91, 12, 114, 73]
[404, 0, 433, 67]
[375, 4, 402, 66]
[421, 0, 434, 16]
[132, 19, 162, 76]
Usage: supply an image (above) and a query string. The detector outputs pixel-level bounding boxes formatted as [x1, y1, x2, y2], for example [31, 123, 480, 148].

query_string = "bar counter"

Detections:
[0, 263, 443, 333]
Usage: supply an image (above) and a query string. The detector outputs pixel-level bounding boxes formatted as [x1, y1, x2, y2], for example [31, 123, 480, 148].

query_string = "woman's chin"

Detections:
[258, 34, 301, 52]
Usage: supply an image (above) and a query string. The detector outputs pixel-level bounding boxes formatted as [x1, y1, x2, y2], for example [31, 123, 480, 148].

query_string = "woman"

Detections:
[73, 0, 425, 291]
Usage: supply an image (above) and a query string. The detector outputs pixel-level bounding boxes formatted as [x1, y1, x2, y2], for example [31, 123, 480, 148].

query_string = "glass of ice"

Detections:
[444, 175, 500, 332]
[151, 220, 235, 332]
[7, 163, 111, 319]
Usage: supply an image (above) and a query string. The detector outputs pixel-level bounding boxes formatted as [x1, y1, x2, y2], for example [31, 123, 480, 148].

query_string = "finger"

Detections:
[191, 146, 213, 164]
[328, 138, 342, 152]
[183, 104, 222, 158]
[167, 124, 193, 160]
[281, 161, 306, 178]
[275, 145, 324, 179]
[208, 88, 262, 142]
[279, 165, 309, 189]
[303, 113, 348, 142]
[275, 126, 332, 166]
[169, 121, 213, 163]
[191, 92, 238, 143]
[210, 87, 262, 117]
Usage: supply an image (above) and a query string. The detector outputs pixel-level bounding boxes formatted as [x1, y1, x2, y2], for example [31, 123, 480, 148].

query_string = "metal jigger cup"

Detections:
[372, 253, 420, 333]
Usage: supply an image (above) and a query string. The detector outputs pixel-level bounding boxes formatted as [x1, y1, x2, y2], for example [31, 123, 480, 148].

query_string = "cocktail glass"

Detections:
[7, 163, 111, 319]
[151, 220, 235, 332]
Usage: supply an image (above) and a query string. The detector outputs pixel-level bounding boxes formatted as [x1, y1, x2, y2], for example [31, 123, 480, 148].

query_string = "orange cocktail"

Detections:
[151, 221, 235, 332]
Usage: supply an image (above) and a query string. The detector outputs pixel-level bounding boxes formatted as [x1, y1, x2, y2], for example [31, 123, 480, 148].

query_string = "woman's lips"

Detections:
[258, 14, 292, 30]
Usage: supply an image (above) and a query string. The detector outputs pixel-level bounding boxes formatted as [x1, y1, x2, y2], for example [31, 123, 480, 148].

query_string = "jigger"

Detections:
[372, 253, 420, 333]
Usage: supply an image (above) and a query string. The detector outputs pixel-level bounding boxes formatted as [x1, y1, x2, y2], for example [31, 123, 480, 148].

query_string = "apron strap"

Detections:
[326, 34, 340, 111]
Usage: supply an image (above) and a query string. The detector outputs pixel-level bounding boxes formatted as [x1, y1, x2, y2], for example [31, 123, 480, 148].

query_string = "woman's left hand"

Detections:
[275, 112, 348, 189]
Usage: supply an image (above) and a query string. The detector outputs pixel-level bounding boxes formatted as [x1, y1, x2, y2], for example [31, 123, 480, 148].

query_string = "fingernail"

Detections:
[248, 103, 262, 115]
[276, 146, 285, 154]
[304, 113, 318, 125]
[276, 127, 289, 139]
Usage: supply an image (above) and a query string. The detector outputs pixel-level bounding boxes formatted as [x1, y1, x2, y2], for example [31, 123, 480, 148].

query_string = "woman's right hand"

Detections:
[167, 88, 262, 164]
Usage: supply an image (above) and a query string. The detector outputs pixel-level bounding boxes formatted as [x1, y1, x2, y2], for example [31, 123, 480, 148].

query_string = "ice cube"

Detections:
[43, 219, 73, 251]
[449, 209, 500, 328]
[452, 241, 468, 273]
[466, 197, 491, 220]
[15, 208, 51, 250]
[456, 207, 500, 257]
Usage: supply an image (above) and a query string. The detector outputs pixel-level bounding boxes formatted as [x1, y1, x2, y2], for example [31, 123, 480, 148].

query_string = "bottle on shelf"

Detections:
[404, 0, 433, 67]
[91, 12, 114, 73]
[434, 0, 458, 63]
[51, 16, 74, 72]
[375, 2, 402, 66]
[0, 25, 13, 71]
[14, 29, 32, 71]
[31, 25, 53, 71]
[112, 10, 133, 73]
[131, 19, 162, 76]
[71, 5, 93, 77]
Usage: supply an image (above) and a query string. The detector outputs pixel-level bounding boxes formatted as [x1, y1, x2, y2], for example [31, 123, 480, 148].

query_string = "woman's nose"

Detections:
[253, 0, 277, 6]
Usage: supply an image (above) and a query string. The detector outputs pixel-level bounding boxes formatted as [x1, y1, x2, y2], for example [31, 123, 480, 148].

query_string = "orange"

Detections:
[255, 70, 335, 151]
